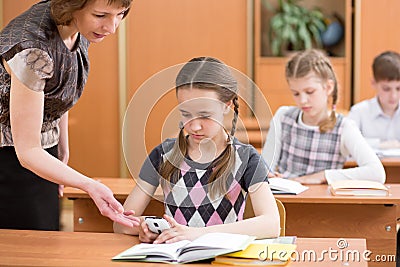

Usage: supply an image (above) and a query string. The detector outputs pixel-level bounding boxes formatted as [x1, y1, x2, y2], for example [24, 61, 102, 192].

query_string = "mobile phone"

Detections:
[144, 216, 170, 234]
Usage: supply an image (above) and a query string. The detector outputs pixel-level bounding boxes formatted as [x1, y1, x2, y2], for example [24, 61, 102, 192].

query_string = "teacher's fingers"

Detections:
[105, 195, 124, 214]
[123, 210, 136, 216]
[111, 212, 140, 227]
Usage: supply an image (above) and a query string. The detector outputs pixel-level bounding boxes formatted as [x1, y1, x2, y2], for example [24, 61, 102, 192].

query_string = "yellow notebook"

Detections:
[212, 255, 292, 266]
[212, 237, 297, 266]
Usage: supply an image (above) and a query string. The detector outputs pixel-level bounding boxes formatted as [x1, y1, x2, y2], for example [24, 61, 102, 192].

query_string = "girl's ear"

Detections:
[223, 100, 233, 114]
[325, 79, 335, 95]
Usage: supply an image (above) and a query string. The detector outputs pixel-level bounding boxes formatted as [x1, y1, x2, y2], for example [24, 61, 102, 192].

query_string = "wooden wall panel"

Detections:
[354, 0, 400, 103]
[255, 58, 294, 115]
[255, 58, 347, 114]
[2, 1, 249, 178]
[2, 0, 36, 25]
[127, 0, 248, 93]
[9, 0, 400, 178]
[125, 0, 249, 175]
[68, 36, 120, 177]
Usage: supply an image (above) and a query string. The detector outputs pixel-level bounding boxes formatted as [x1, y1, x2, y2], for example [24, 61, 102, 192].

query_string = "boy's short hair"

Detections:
[372, 51, 400, 81]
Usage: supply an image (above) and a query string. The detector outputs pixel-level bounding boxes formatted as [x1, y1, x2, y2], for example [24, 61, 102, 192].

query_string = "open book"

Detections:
[269, 178, 309, 195]
[330, 180, 389, 196]
[375, 148, 400, 158]
[213, 236, 297, 266]
[112, 232, 255, 264]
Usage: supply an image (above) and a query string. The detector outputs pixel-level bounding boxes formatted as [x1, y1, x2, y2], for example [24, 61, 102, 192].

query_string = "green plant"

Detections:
[265, 0, 326, 56]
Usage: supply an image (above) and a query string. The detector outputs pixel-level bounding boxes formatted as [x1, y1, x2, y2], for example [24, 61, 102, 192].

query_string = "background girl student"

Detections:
[347, 51, 400, 149]
[114, 57, 280, 243]
[0, 0, 139, 230]
[261, 49, 385, 185]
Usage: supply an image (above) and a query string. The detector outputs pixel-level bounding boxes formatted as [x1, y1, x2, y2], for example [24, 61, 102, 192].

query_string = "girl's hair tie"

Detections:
[227, 135, 233, 145]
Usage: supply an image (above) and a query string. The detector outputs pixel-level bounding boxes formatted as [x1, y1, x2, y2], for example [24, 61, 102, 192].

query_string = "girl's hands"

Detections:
[268, 172, 283, 178]
[138, 214, 206, 244]
[138, 217, 159, 243]
[293, 171, 327, 184]
[87, 181, 140, 228]
[153, 215, 205, 244]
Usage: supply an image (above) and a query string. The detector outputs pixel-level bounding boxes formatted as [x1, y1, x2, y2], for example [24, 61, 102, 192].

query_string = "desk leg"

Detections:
[284, 203, 397, 267]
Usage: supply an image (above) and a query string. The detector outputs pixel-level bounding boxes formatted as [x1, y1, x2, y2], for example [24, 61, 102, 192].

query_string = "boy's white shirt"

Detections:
[347, 97, 400, 143]
[261, 106, 385, 184]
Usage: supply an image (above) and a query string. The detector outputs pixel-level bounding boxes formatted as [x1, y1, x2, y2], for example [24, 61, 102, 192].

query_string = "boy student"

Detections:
[348, 51, 400, 149]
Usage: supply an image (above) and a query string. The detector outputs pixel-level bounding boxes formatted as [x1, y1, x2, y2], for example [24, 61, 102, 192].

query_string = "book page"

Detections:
[331, 188, 389, 196]
[376, 148, 400, 157]
[177, 233, 255, 263]
[113, 240, 190, 261]
[252, 236, 296, 245]
[183, 233, 255, 251]
[329, 180, 389, 196]
[330, 180, 387, 190]
[269, 178, 308, 194]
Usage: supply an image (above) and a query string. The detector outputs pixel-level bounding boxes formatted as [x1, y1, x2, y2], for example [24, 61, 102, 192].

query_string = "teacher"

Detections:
[0, 0, 139, 230]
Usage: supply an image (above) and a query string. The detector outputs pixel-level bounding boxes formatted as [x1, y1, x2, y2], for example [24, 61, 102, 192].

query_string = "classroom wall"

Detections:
[1, 0, 249, 178]
[353, 0, 400, 102]
[2, 0, 400, 178]
[124, 0, 249, 176]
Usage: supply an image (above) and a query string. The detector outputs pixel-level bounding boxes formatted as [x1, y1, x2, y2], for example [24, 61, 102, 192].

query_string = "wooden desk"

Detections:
[0, 229, 368, 266]
[345, 157, 400, 183]
[64, 178, 400, 267]
[275, 184, 400, 267]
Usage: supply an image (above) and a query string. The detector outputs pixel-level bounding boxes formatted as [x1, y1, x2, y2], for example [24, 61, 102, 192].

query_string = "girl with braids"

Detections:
[114, 57, 280, 243]
[261, 49, 385, 184]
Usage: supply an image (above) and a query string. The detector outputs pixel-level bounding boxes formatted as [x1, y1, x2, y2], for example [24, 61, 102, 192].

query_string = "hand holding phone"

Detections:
[144, 216, 170, 234]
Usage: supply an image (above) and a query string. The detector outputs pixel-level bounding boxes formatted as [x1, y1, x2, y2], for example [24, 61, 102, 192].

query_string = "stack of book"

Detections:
[212, 236, 297, 266]
[112, 233, 297, 265]
[112, 232, 255, 264]
[329, 180, 389, 196]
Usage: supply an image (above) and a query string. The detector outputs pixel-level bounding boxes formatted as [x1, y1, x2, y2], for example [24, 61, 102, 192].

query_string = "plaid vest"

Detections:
[278, 107, 346, 178]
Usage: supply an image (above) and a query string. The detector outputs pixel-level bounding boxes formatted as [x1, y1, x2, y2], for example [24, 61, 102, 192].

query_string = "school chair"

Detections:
[275, 199, 286, 236]
[244, 198, 286, 236]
